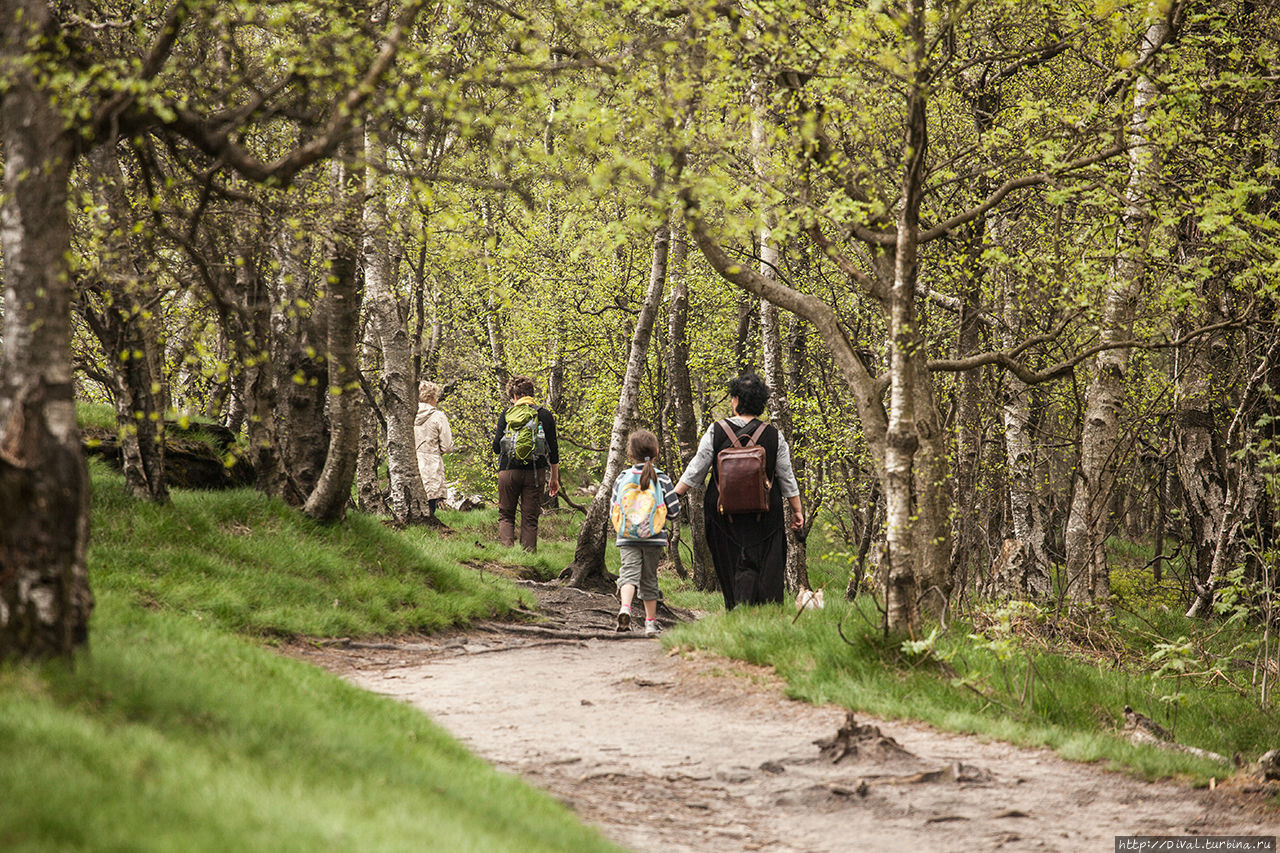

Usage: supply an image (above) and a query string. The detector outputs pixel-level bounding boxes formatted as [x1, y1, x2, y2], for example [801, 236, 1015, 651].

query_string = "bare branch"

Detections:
[807, 224, 886, 300]
[928, 317, 1245, 384]
[147, 0, 427, 187]
[918, 142, 1128, 243]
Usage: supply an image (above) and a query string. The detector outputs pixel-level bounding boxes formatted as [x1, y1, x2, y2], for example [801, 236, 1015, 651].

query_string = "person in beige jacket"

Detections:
[414, 381, 455, 513]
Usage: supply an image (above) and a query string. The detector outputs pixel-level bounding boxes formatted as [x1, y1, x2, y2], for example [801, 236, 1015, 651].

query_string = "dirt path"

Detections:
[290, 583, 1278, 852]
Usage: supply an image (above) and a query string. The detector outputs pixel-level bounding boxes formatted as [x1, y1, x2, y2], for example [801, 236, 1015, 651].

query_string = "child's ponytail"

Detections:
[627, 429, 660, 490]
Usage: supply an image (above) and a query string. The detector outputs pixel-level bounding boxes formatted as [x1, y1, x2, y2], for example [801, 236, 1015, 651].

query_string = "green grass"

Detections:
[1, 595, 619, 852]
[90, 461, 529, 638]
[77, 401, 118, 430]
[1108, 538, 1190, 611]
[659, 512, 1279, 785]
[663, 586, 1280, 785]
[1, 462, 620, 852]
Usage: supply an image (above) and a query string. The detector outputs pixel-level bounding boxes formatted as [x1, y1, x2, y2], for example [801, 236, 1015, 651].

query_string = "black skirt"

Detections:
[704, 478, 786, 610]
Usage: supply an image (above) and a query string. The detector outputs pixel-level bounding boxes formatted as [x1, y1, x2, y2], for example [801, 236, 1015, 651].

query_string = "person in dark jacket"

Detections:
[492, 376, 560, 552]
[672, 373, 803, 609]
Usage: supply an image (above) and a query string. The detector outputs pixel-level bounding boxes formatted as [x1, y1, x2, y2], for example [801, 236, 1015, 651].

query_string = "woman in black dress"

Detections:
[672, 373, 804, 609]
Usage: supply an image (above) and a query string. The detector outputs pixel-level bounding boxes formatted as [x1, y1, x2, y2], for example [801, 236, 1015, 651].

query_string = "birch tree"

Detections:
[561, 221, 672, 590]
[0, 0, 93, 658]
[303, 145, 367, 522]
[1063, 11, 1178, 609]
[666, 228, 717, 590]
[752, 77, 810, 592]
[363, 130, 435, 525]
[676, 0, 1176, 634]
[1, 0, 428, 656]
[76, 144, 170, 503]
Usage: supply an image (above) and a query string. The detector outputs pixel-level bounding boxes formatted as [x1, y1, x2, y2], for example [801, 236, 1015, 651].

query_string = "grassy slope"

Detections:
[1, 463, 620, 853]
[89, 476, 523, 639]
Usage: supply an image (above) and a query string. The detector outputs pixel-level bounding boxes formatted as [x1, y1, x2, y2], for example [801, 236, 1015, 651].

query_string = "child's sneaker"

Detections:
[616, 610, 631, 632]
[644, 619, 661, 637]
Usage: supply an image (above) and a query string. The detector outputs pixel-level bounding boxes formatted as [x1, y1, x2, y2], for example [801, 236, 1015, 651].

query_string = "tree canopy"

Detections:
[2, 0, 1279, 656]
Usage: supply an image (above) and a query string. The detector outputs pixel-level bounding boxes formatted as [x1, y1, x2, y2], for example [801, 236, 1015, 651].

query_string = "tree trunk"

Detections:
[881, 34, 951, 633]
[1172, 305, 1231, 609]
[356, 319, 388, 515]
[363, 129, 433, 524]
[547, 323, 567, 414]
[79, 144, 170, 503]
[994, 218, 1052, 599]
[0, 0, 94, 657]
[666, 227, 716, 590]
[167, 289, 207, 418]
[1063, 14, 1169, 609]
[304, 144, 366, 522]
[907, 334, 953, 616]
[271, 221, 329, 504]
[1185, 335, 1279, 616]
[734, 291, 756, 373]
[950, 227, 984, 598]
[759, 238, 810, 593]
[480, 201, 510, 401]
[562, 221, 671, 590]
[752, 88, 809, 594]
[233, 254, 288, 498]
[999, 360, 1053, 599]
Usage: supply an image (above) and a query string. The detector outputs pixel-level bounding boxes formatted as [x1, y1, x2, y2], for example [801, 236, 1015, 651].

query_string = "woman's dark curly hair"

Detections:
[728, 373, 770, 417]
[506, 375, 537, 400]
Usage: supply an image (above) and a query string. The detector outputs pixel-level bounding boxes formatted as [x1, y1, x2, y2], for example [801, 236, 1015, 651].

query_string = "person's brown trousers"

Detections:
[497, 468, 545, 552]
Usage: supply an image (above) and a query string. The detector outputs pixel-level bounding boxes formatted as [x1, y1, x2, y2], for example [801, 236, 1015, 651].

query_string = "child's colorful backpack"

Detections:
[611, 467, 668, 541]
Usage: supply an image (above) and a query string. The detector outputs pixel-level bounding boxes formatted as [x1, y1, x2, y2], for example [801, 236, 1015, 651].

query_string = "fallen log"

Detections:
[1121, 706, 1230, 764]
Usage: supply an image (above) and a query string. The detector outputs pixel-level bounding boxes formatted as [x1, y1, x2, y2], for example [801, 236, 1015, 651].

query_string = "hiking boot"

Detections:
[616, 611, 631, 632]
[644, 620, 662, 637]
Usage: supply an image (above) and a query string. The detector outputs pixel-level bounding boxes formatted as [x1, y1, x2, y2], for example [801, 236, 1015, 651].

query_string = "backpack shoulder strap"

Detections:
[717, 418, 743, 447]
[745, 421, 769, 447]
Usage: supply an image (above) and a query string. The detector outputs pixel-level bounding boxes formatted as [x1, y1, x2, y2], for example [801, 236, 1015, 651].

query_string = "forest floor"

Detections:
[288, 581, 1279, 852]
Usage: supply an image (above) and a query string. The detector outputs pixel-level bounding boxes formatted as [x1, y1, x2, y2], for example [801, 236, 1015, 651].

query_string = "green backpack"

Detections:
[500, 403, 549, 465]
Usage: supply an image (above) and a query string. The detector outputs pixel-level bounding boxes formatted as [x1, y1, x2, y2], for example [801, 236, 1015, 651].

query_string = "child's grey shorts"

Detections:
[616, 543, 662, 600]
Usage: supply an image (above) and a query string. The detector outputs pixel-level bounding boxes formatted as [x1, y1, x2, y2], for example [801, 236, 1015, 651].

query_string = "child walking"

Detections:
[610, 429, 681, 636]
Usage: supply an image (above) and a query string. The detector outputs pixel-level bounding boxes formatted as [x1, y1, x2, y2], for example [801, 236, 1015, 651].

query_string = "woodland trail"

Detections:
[289, 583, 1278, 852]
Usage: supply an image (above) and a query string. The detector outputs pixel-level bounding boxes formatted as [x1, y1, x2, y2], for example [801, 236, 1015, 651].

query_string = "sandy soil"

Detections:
[288, 583, 1279, 852]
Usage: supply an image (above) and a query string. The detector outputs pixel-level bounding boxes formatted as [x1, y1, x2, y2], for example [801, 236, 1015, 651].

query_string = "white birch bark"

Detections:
[667, 227, 716, 589]
[995, 216, 1052, 598]
[356, 317, 388, 515]
[362, 129, 432, 524]
[881, 5, 938, 633]
[82, 143, 170, 503]
[480, 201, 509, 400]
[303, 144, 366, 521]
[1063, 14, 1169, 608]
[1184, 336, 1280, 616]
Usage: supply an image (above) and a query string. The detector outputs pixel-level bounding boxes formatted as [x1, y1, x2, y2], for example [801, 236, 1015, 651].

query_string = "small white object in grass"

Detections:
[795, 588, 824, 612]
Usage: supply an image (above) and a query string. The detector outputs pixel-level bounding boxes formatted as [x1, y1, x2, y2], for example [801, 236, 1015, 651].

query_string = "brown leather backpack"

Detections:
[715, 419, 771, 515]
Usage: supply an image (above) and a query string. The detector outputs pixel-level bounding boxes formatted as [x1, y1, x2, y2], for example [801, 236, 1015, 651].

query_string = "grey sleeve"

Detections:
[774, 431, 801, 499]
[677, 426, 717, 489]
